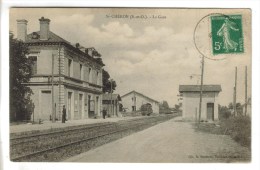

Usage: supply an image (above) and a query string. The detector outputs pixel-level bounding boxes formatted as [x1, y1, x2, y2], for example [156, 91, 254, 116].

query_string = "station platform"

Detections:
[10, 116, 138, 134]
[65, 116, 250, 163]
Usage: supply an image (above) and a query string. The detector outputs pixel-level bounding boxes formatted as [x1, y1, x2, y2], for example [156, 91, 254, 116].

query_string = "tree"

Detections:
[228, 102, 234, 110]
[228, 102, 243, 115]
[161, 101, 169, 109]
[174, 104, 180, 110]
[159, 100, 171, 114]
[119, 103, 123, 112]
[102, 69, 117, 93]
[140, 103, 153, 116]
[219, 104, 231, 120]
[228, 102, 242, 109]
[10, 33, 33, 121]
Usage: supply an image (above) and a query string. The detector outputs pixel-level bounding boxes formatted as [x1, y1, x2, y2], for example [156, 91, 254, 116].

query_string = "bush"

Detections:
[140, 103, 153, 116]
[219, 105, 231, 120]
[195, 115, 251, 149]
[221, 115, 251, 148]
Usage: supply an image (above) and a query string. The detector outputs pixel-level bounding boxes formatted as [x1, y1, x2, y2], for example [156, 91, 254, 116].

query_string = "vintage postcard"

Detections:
[8, 8, 251, 163]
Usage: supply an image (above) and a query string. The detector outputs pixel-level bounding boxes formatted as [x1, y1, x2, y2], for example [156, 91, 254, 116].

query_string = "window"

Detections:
[96, 71, 99, 85]
[80, 64, 83, 80]
[28, 56, 37, 75]
[88, 67, 92, 83]
[42, 90, 51, 94]
[68, 59, 72, 77]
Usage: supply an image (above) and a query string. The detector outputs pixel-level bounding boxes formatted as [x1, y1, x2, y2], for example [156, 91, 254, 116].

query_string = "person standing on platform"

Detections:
[103, 109, 107, 119]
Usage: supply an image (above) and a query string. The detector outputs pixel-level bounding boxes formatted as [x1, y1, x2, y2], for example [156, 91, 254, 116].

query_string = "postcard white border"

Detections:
[1, 0, 260, 170]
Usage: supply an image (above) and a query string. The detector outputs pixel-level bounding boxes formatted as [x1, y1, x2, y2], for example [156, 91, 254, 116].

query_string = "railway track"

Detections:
[10, 122, 115, 146]
[10, 116, 158, 145]
[11, 115, 175, 162]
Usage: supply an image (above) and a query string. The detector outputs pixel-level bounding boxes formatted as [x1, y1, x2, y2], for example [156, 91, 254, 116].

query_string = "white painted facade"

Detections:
[121, 91, 159, 114]
[17, 17, 104, 121]
[181, 92, 219, 121]
[179, 85, 222, 122]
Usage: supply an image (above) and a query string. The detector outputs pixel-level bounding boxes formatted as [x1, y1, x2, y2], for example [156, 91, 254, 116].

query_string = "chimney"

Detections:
[17, 19, 28, 41]
[39, 17, 50, 40]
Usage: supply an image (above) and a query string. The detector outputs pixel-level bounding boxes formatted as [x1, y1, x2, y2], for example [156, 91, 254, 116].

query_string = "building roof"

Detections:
[26, 31, 70, 44]
[121, 90, 159, 103]
[25, 31, 105, 66]
[179, 85, 222, 92]
[102, 94, 121, 101]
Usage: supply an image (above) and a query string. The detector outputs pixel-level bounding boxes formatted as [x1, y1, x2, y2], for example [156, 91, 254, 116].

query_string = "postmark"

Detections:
[211, 15, 244, 55]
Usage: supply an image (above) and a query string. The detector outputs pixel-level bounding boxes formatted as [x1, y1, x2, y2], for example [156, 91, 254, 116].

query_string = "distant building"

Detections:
[102, 94, 121, 117]
[179, 85, 222, 121]
[121, 90, 159, 114]
[16, 17, 104, 121]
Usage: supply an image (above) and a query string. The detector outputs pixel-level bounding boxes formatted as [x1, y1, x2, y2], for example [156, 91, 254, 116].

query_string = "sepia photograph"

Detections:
[6, 7, 253, 164]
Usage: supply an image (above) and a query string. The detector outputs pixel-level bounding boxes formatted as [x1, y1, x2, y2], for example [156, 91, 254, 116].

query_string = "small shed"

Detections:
[102, 94, 121, 117]
[179, 85, 222, 121]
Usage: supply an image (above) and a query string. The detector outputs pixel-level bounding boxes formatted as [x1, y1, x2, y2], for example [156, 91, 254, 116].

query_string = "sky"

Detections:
[9, 8, 251, 107]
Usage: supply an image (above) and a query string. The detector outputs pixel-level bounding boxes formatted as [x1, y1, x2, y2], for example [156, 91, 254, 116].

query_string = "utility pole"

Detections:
[58, 44, 61, 120]
[110, 79, 113, 117]
[198, 56, 204, 124]
[52, 54, 55, 123]
[245, 66, 247, 116]
[233, 67, 237, 116]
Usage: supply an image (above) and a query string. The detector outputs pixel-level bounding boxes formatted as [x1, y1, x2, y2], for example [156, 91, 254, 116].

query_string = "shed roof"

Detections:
[102, 94, 121, 101]
[179, 85, 222, 92]
[121, 90, 159, 103]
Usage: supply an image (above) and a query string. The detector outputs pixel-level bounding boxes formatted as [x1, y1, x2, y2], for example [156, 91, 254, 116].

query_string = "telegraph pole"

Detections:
[52, 54, 55, 122]
[110, 79, 113, 116]
[233, 67, 237, 116]
[58, 44, 61, 120]
[198, 56, 204, 124]
[245, 66, 247, 116]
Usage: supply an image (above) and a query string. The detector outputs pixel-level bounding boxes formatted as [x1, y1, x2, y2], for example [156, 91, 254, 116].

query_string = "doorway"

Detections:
[68, 92, 72, 120]
[40, 90, 52, 120]
[79, 94, 83, 119]
[88, 95, 94, 118]
[207, 103, 214, 121]
[96, 96, 99, 116]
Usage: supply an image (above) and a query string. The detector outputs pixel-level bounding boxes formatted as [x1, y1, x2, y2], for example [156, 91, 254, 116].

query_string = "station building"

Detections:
[121, 90, 159, 114]
[179, 85, 222, 121]
[16, 17, 104, 121]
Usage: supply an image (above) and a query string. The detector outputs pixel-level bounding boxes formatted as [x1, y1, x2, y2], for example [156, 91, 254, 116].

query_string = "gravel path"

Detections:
[65, 116, 250, 163]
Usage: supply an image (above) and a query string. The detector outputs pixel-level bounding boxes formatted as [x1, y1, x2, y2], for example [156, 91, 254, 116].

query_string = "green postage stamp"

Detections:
[211, 15, 244, 55]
